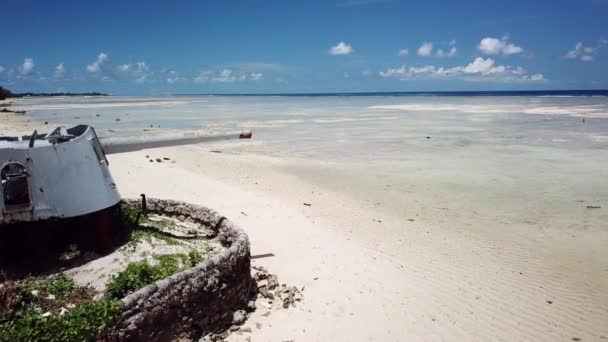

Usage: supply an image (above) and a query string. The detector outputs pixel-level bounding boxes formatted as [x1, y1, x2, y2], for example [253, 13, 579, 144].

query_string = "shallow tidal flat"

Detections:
[7, 95, 608, 341]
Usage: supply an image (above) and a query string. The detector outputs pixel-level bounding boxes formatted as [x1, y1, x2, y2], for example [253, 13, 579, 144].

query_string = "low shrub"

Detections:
[0, 299, 121, 342]
[0, 274, 121, 342]
[18, 274, 75, 301]
[106, 252, 206, 299]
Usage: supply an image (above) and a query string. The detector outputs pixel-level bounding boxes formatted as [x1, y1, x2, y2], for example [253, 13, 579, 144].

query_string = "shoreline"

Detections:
[2, 108, 607, 341]
[111, 144, 607, 341]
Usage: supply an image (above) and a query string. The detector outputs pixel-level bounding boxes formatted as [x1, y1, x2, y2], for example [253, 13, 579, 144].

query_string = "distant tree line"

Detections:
[0, 86, 108, 100]
[0, 86, 13, 100]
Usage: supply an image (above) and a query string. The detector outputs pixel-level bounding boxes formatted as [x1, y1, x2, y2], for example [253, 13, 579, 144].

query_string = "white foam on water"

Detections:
[23, 100, 191, 111]
[370, 103, 608, 118]
[312, 116, 399, 123]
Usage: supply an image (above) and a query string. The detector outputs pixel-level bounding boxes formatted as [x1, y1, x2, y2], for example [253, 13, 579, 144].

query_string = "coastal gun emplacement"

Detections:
[0, 125, 251, 225]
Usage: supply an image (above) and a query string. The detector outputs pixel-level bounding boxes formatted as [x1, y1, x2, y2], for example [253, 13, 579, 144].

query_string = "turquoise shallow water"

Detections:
[13, 95, 608, 162]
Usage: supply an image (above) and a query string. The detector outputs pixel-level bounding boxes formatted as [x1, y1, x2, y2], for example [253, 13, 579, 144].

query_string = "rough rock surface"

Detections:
[113, 199, 257, 341]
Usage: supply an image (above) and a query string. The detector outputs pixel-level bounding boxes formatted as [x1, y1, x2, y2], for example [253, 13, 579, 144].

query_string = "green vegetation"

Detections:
[18, 274, 75, 301]
[127, 228, 183, 250]
[0, 300, 121, 342]
[0, 275, 121, 342]
[0, 201, 212, 341]
[188, 250, 204, 266]
[0, 86, 107, 100]
[120, 201, 184, 250]
[106, 252, 206, 299]
[120, 201, 178, 230]
[0, 86, 13, 100]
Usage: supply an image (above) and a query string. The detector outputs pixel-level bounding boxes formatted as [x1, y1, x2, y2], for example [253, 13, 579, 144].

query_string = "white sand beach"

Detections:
[2, 96, 607, 341]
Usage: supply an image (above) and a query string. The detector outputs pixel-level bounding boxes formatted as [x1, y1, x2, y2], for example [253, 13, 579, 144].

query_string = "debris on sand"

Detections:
[0, 108, 26, 114]
[252, 266, 303, 309]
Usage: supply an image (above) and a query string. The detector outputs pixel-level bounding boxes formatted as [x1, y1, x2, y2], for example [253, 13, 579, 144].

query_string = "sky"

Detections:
[0, 0, 607, 95]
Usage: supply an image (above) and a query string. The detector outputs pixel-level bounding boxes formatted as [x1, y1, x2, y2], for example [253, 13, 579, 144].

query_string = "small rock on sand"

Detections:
[232, 310, 247, 325]
[246, 300, 256, 312]
[267, 274, 279, 289]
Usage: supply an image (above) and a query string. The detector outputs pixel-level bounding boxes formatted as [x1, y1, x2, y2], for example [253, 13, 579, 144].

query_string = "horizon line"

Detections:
[171, 89, 608, 97]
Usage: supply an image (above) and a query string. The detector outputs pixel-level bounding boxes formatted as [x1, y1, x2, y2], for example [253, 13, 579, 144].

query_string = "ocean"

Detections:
[12, 92, 608, 164]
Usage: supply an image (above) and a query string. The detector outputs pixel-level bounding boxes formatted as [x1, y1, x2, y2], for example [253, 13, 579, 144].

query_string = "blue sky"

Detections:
[0, 0, 607, 94]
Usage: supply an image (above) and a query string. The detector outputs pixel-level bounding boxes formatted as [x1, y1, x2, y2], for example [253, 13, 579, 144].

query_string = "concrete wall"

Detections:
[114, 199, 256, 341]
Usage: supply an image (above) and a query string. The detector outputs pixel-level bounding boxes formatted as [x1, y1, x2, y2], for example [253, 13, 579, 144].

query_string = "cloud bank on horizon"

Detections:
[0, 0, 606, 93]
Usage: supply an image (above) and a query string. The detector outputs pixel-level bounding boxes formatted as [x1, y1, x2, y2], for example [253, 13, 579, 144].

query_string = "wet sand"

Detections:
[109, 141, 607, 342]
[2, 97, 607, 341]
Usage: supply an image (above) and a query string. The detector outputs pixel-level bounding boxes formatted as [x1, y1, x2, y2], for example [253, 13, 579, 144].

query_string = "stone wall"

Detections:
[113, 199, 257, 341]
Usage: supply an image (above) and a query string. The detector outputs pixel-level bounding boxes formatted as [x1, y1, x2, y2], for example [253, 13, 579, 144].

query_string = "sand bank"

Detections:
[1, 106, 607, 341]
[106, 143, 607, 342]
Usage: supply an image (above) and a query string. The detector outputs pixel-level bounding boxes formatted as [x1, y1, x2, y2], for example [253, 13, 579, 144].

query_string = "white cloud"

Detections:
[525, 74, 544, 81]
[193, 69, 263, 83]
[87, 52, 108, 72]
[166, 70, 188, 84]
[193, 71, 212, 83]
[54, 63, 65, 77]
[418, 41, 457, 58]
[398, 48, 409, 56]
[117, 61, 152, 83]
[463, 57, 495, 74]
[417, 42, 433, 56]
[250, 73, 263, 81]
[362, 69, 373, 76]
[329, 41, 354, 55]
[379, 57, 544, 82]
[21, 58, 35, 75]
[436, 47, 457, 58]
[564, 42, 599, 61]
[478, 37, 524, 55]
[512, 66, 526, 75]
[215, 69, 236, 82]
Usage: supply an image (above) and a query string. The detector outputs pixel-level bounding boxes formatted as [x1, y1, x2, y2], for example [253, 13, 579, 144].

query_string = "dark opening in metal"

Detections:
[1, 162, 31, 211]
